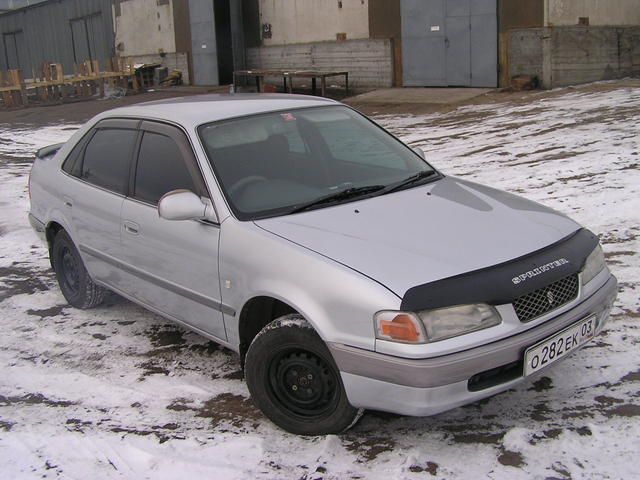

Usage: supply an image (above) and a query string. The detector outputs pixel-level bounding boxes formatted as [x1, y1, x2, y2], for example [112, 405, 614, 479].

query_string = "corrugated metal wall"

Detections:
[0, 0, 114, 78]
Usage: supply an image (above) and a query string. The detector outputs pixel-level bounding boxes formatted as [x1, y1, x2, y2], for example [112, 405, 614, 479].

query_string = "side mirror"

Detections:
[158, 190, 218, 223]
[412, 147, 426, 159]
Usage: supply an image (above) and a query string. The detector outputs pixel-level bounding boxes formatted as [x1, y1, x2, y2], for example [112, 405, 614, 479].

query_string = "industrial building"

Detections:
[0, 0, 638, 89]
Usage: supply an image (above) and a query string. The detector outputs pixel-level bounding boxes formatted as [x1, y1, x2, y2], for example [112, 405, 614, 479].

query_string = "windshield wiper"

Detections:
[288, 171, 438, 215]
[377, 170, 439, 195]
[290, 185, 385, 214]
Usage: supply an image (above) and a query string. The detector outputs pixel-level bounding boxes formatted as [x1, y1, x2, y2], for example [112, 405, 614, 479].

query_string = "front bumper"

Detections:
[329, 274, 617, 416]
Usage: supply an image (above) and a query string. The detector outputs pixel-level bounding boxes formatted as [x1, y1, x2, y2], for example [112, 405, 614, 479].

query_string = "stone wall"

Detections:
[508, 26, 640, 88]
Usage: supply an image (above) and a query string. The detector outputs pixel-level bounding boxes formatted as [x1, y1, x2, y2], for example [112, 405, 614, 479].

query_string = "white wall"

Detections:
[259, 0, 369, 45]
[547, 0, 640, 26]
[114, 0, 176, 56]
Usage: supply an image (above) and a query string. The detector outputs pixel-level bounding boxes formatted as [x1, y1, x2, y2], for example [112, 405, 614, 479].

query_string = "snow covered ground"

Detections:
[0, 82, 638, 479]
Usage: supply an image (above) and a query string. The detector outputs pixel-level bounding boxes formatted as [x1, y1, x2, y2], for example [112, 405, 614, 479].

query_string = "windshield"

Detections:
[198, 105, 438, 220]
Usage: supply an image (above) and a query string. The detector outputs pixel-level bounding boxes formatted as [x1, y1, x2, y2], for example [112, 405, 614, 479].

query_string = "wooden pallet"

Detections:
[0, 58, 140, 108]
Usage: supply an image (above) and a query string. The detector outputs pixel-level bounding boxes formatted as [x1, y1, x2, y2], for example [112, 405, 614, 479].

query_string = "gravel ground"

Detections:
[0, 80, 638, 479]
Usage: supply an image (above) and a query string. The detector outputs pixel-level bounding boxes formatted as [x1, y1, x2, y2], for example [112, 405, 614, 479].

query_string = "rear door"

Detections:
[119, 121, 226, 340]
[61, 119, 139, 285]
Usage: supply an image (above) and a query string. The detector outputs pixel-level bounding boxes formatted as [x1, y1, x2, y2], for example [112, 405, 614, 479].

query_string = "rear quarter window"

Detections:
[61, 130, 94, 175]
[80, 128, 137, 194]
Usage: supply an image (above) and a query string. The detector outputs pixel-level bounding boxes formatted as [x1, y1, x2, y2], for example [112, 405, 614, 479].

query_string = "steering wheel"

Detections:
[228, 175, 269, 196]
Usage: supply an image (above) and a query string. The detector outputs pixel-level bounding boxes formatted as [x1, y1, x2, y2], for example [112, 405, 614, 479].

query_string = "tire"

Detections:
[51, 230, 105, 309]
[245, 314, 363, 435]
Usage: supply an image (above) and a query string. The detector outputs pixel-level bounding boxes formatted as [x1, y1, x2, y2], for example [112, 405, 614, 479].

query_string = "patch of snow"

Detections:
[0, 83, 638, 479]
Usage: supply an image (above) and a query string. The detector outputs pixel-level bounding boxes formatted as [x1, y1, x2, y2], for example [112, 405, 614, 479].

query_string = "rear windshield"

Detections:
[198, 105, 435, 220]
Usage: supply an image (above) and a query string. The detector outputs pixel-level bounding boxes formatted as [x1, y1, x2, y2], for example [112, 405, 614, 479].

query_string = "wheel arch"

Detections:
[238, 295, 300, 367]
[45, 220, 64, 246]
[45, 220, 66, 268]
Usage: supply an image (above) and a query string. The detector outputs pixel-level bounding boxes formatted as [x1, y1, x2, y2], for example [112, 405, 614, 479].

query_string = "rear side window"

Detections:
[134, 131, 198, 205]
[81, 129, 137, 194]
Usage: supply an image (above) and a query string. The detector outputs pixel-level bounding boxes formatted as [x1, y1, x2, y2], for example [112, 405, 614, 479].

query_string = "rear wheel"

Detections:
[51, 230, 105, 309]
[245, 314, 362, 435]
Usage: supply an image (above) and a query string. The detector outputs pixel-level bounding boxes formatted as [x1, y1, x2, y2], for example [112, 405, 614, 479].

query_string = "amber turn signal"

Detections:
[375, 312, 426, 344]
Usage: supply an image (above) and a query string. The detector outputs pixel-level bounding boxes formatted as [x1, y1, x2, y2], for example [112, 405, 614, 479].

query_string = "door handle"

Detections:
[123, 221, 139, 235]
[445, 37, 450, 48]
[63, 196, 73, 208]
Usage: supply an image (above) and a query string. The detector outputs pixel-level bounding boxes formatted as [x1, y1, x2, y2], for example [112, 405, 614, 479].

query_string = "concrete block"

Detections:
[246, 39, 393, 89]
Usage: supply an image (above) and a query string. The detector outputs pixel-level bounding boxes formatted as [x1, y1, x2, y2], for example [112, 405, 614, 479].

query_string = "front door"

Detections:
[118, 121, 226, 340]
[401, 0, 497, 87]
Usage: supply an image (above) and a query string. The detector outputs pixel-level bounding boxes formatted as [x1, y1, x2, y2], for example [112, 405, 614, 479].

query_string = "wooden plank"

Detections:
[392, 37, 402, 87]
[54, 63, 64, 82]
[499, 32, 510, 88]
[9, 70, 27, 106]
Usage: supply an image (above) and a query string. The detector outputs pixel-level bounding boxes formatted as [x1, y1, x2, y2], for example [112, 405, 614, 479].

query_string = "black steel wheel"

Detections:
[51, 230, 105, 309]
[268, 349, 338, 417]
[245, 314, 362, 435]
[59, 243, 81, 296]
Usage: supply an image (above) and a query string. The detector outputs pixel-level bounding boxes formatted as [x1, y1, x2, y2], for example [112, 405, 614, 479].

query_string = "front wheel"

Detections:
[245, 314, 362, 435]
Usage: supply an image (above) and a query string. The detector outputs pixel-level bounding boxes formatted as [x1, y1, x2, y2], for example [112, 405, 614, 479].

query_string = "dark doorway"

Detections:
[214, 0, 233, 85]
[70, 13, 106, 65]
[3, 30, 29, 71]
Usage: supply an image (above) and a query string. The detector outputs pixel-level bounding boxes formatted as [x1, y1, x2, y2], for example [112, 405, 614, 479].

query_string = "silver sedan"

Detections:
[28, 94, 617, 435]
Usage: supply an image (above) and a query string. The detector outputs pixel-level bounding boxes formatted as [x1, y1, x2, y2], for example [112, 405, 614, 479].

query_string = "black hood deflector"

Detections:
[401, 228, 598, 311]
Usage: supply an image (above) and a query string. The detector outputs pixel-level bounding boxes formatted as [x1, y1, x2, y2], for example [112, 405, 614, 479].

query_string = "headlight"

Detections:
[374, 304, 501, 344]
[581, 245, 606, 284]
[418, 304, 501, 342]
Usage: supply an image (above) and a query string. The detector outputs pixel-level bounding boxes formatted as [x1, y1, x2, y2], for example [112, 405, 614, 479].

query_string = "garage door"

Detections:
[401, 0, 497, 87]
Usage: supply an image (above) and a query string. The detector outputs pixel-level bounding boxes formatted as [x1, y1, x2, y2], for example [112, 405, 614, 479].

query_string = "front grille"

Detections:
[513, 274, 579, 322]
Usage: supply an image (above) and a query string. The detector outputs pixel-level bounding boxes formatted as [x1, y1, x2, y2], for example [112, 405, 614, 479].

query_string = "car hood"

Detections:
[255, 177, 581, 298]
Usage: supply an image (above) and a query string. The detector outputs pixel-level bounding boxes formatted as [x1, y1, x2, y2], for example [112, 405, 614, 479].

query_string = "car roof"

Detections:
[99, 93, 339, 129]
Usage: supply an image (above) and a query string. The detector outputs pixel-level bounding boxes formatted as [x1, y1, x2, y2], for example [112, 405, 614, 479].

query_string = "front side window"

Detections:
[133, 131, 198, 205]
[199, 105, 437, 220]
[81, 128, 137, 194]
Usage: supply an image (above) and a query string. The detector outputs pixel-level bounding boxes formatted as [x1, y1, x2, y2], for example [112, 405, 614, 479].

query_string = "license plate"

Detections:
[524, 315, 596, 376]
